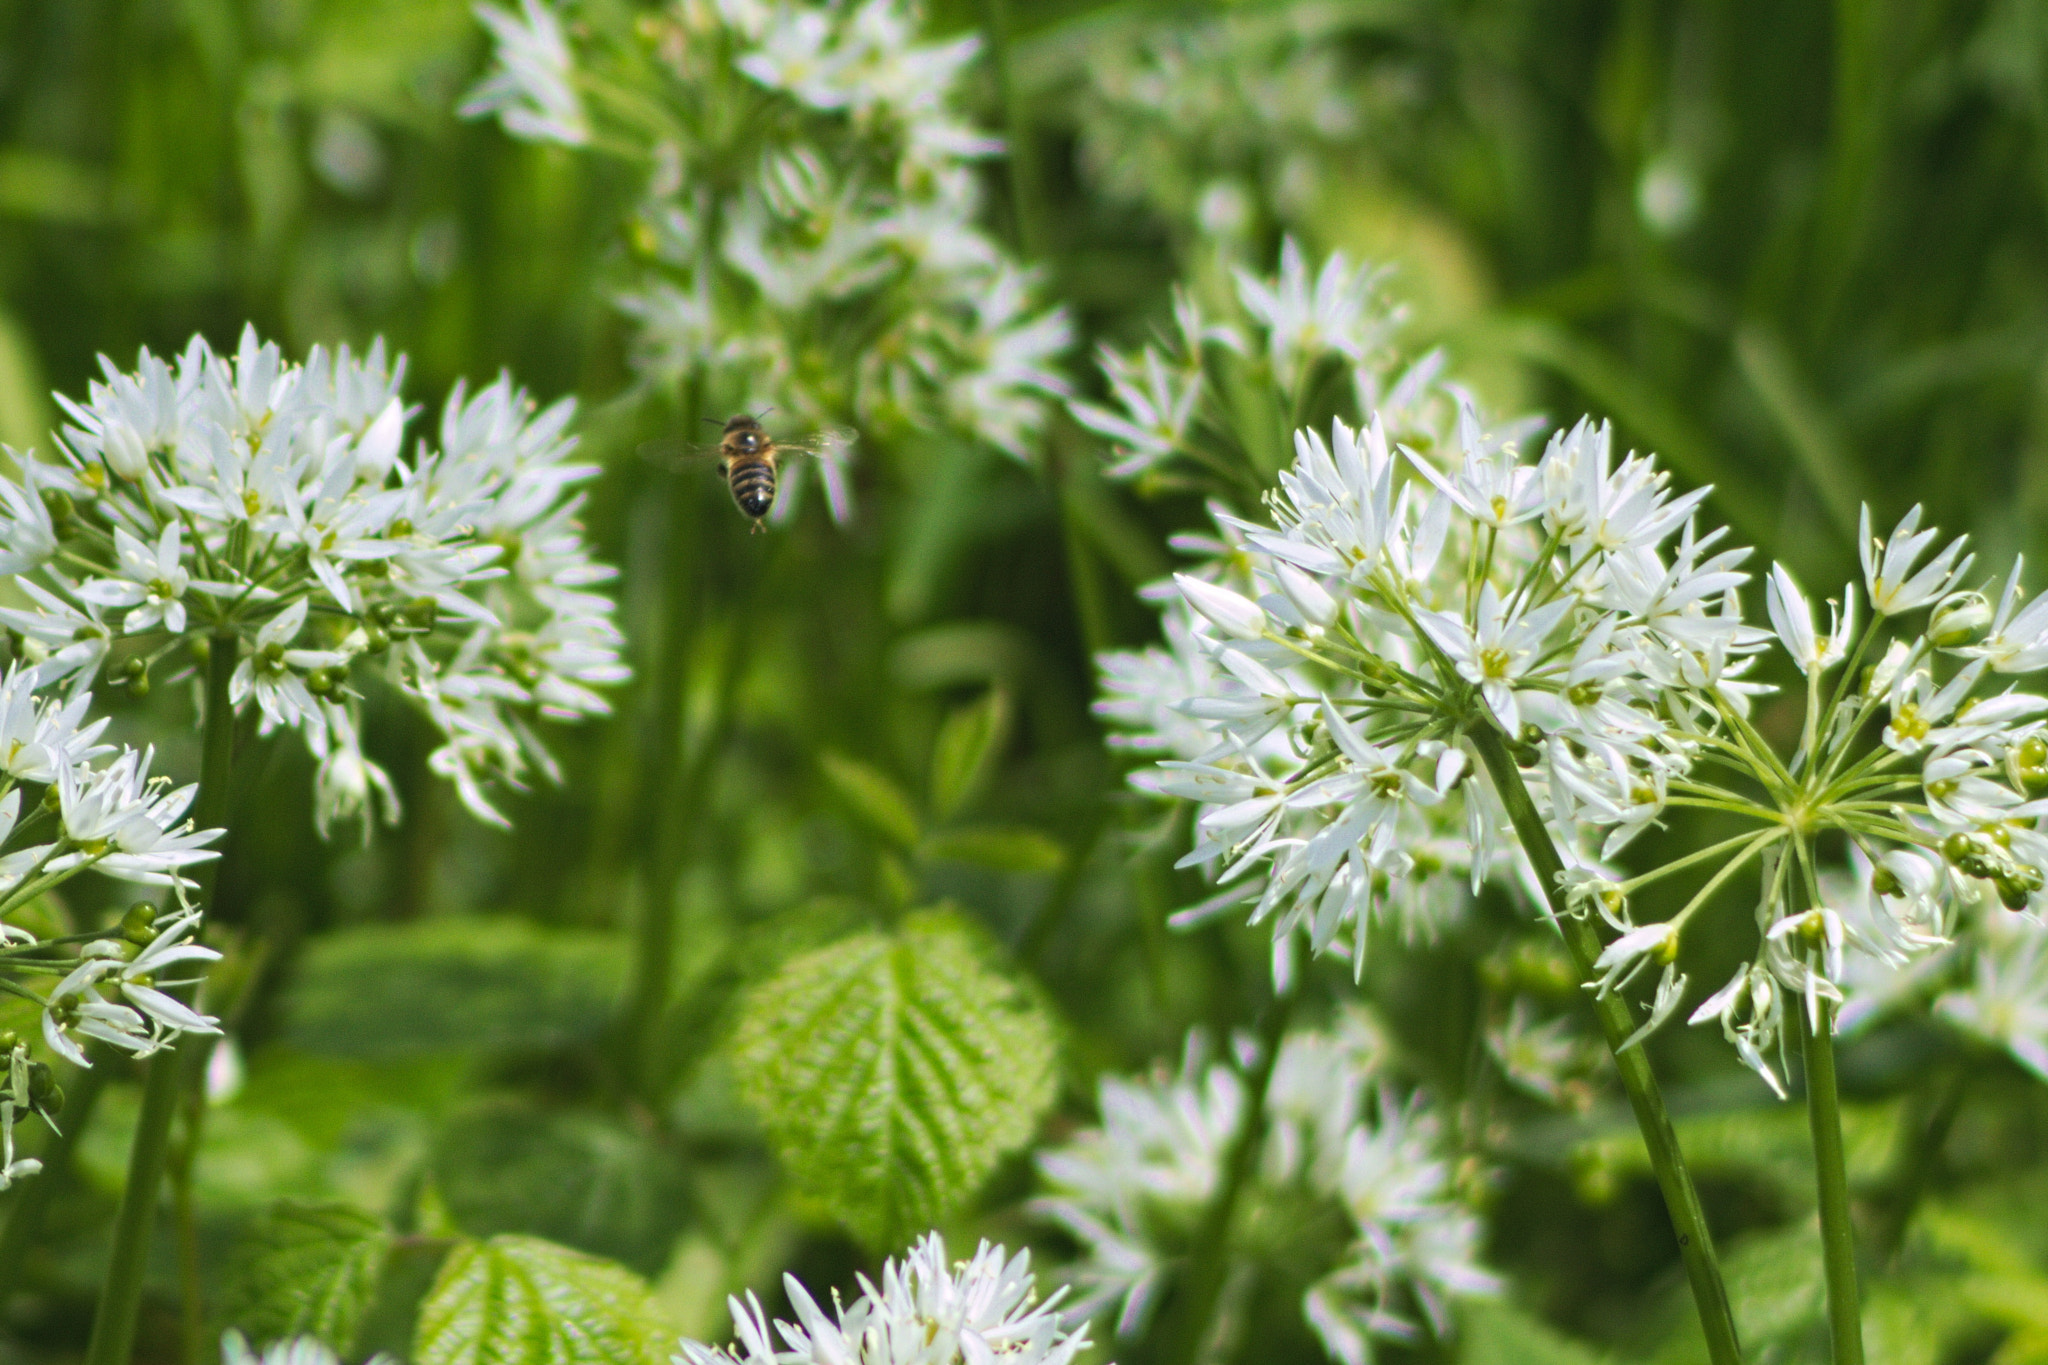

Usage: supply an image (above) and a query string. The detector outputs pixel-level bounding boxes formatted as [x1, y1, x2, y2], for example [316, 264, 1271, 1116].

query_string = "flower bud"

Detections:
[1273, 563, 1338, 629]
[1929, 591, 1993, 648]
[1176, 574, 1268, 641]
[100, 421, 148, 479]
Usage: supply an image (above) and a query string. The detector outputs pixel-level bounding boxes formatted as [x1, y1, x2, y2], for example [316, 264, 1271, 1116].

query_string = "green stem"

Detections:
[1151, 980, 1296, 1365]
[1467, 726, 1743, 1365]
[85, 632, 239, 1365]
[0, 1050, 111, 1287]
[1803, 1000, 1865, 1365]
[617, 383, 704, 1102]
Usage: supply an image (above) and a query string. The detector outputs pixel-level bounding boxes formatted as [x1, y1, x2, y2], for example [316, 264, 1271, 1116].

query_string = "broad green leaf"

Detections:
[1460, 1300, 1611, 1365]
[413, 1235, 671, 1365]
[282, 920, 626, 1058]
[928, 689, 1011, 821]
[728, 909, 1059, 1248]
[1572, 1100, 1897, 1206]
[1651, 1222, 1825, 1365]
[222, 1202, 392, 1353]
[818, 751, 922, 848]
[920, 825, 1066, 874]
[431, 1100, 691, 1274]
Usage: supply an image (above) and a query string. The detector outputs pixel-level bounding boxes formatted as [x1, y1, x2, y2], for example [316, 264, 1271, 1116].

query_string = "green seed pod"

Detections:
[364, 624, 391, 653]
[404, 597, 437, 630]
[38, 1083, 64, 1117]
[26, 1060, 54, 1102]
[1871, 862, 1902, 897]
[120, 901, 158, 944]
[369, 600, 401, 627]
[189, 636, 211, 665]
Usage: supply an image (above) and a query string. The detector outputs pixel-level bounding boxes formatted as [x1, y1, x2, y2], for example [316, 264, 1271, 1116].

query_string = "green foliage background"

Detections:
[6, 2, 2048, 1365]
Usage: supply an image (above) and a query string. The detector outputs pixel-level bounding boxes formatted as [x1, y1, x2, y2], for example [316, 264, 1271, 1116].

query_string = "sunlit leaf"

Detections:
[413, 1235, 670, 1365]
[728, 909, 1059, 1248]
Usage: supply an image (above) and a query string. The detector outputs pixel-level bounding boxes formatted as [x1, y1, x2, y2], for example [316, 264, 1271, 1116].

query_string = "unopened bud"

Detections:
[1176, 574, 1268, 641]
[1273, 563, 1338, 629]
[1930, 591, 1992, 648]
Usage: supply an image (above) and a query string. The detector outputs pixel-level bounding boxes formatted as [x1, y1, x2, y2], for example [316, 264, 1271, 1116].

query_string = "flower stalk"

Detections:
[1468, 724, 1743, 1365]
[1802, 1000, 1865, 1365]
[83, 634, 237, 1365]
[1151, 980, 1296, 1365]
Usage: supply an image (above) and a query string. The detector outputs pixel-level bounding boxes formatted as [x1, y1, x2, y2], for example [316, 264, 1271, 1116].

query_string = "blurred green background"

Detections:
[7, 1, 2048, 1364]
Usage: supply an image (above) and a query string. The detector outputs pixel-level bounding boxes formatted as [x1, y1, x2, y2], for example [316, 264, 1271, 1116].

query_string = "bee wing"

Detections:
[778, 427, 858, 457]
[795, 429, 857, 525]
[635, 436, 724, 470]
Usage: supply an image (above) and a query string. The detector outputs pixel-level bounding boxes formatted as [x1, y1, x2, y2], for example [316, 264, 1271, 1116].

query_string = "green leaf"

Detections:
[728, 909, 1059, 1248]
[430, 1100, 691, 1275]
[282, 919, 626, 1058]
[920, 825, 1065, 874]
[818, 751, 922, 848]
[222, 1202, 392, 1353]
[928, 689, 1011, 821]
[1460, 1300, 1612, 1365]
[413, 1235, 671, 1365]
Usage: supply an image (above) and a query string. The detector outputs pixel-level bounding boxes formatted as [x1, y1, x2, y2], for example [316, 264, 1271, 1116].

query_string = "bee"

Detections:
[641, 413, 855, 532]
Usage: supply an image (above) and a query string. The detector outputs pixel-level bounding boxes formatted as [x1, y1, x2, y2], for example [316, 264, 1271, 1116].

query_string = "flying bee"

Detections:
[639, 414, 856, 532]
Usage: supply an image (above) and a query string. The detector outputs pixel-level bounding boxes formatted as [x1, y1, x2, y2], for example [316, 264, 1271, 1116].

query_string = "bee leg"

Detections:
[749, 520, 766, 535]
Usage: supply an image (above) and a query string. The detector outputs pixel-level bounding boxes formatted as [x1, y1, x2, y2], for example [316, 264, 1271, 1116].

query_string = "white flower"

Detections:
[1235, 239, 1393, 393]
[677, 1234, 1089, 1365]
[1070, 344, 1203, 479]
[1861, 504, 1969, 618]
[76, 523, 193, 635]
[1415, 585, 1572, 734]
[0, 452, 60, 575]
[1403, 405, 1543, 531]
[1765, 564, 1854, 675]
[1936, 915, 2048, 1080]
[1035, 1027, 1491, 1355]
[1690, 961, 1789, 1097]
[1965, 557, 2048, 674]
[460, 0, 590, 146]
[0, 329, 627, 837]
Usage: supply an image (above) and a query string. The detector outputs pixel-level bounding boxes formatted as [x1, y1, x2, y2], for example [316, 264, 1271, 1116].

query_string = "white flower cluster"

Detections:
[0, 657, 226, 1167]
[1039, 7, 1371, 240]
[678, 1233, 1091, 1365]
[0, 327, 626, 832]
[222, 1332, 389, 1365]
[466, 0, 1070, 472]
[1072, 240, 1485, 487]
[1034, 1017, 1494, 1365]
[1101, 302, 2048, 1094]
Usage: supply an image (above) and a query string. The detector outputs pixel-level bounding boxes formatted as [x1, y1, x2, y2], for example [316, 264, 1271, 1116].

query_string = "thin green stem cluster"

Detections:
[83, 635, 239, 1365]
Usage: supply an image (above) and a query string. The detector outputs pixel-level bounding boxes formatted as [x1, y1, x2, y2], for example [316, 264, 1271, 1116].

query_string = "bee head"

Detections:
[724, 414, 764, 454]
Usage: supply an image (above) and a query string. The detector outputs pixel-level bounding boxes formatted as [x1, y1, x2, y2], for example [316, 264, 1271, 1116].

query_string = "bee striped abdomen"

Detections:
[728, 459, 776, 520]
